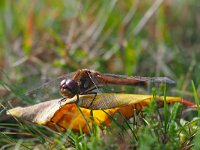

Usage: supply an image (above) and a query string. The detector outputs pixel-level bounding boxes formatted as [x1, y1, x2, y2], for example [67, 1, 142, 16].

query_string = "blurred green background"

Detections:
[1, 0, 200, 149]
[1, 0, 200, 99]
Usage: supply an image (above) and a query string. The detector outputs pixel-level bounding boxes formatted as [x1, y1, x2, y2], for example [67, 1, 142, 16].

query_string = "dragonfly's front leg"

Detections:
[59, 97, 66, 108]
[75, 94, 80, 104]
[80, 91, 97, 108]
[88, 92, 97, 108]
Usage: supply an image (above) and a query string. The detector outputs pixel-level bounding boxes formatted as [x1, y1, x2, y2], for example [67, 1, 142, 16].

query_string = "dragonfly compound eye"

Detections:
[60, 79, 79, 98]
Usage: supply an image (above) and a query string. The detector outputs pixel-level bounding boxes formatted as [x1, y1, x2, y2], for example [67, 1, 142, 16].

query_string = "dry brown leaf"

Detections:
[7, 94, 196, 133]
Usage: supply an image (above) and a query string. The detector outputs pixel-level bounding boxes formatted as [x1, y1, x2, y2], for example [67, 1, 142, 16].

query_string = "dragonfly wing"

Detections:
[130, 76, 176, 84]
[86, 72, 123, 109]
[87, 72, 175, 109]
[24, 72, 75, 103]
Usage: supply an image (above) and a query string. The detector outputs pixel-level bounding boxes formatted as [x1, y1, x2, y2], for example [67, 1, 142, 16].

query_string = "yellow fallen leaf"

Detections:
[64, 93, 194, 110]
[7, 94, 196, 133]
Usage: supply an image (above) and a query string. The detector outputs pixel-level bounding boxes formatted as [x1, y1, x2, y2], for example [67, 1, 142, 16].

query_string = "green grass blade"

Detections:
[163, 82, 169, 133]
[191, 80, 200, 125]
[76, 105, 93, 134]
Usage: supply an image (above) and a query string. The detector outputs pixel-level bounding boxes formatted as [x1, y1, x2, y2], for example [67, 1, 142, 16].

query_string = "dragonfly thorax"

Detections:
[60, 79, 80, 98]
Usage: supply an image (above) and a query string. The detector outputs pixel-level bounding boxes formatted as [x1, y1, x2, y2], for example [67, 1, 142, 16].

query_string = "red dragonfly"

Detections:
[25, 69, 175, 107]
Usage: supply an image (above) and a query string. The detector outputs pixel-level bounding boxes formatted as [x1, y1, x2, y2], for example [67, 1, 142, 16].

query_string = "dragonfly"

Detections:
[25, 69, 175, 108]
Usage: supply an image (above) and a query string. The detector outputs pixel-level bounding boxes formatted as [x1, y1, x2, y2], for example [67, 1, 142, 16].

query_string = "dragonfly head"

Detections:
[60, 79, 79, 98]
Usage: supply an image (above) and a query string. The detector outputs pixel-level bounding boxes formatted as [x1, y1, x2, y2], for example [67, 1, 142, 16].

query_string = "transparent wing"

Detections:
[129, 76, 176, 84]
[86, 73, 175, 109]
[86, 73, 130, 109]
[24, 72, 75, 103]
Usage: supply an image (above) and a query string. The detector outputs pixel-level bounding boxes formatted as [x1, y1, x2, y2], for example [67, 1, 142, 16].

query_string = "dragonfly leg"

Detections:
[80, 91, 97, 108]
[88, 92, 97, 108]
[75, 94, 80, 104]
[59, 97, 66, 108]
